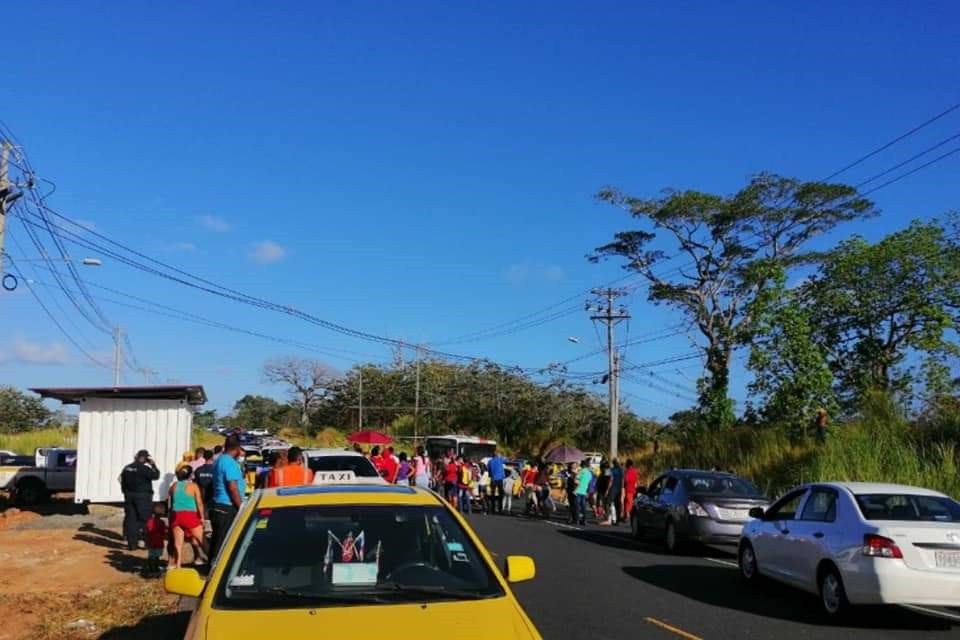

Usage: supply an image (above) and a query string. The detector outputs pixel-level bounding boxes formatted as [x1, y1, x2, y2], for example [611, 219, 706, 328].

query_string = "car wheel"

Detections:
[739, 542, 760, 584]
[15, 479, 48, 506]
[630, 513, 641, 539]
[664, 520, 680, 553]
[819, 566, 849, 618]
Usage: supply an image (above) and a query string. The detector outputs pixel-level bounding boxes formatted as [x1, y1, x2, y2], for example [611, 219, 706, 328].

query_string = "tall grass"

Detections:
[811, 392, 960, 496]
[0, 427, 77, 455]
[634, 392, 960, 498]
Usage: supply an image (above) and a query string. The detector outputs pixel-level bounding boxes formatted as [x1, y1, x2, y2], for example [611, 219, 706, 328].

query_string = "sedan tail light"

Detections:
[862, 534, 903, 559]
[686, 501, 709, 517]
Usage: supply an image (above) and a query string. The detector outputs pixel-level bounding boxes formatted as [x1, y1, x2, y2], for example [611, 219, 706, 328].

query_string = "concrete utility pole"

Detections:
[0, 142, 20, 282]
[588, 288, 630, 461]
[113, 326, 123, 386]
[413, 345, 422, 445]
[358, 366, 364, 429]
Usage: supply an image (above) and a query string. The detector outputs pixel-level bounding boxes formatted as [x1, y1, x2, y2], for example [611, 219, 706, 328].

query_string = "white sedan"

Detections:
[738, 482, 960, 617]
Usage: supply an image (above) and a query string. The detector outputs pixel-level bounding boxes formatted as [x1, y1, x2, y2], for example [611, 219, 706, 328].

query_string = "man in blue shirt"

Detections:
[209, 435, 244, 559]
[487, 451, 506, 515]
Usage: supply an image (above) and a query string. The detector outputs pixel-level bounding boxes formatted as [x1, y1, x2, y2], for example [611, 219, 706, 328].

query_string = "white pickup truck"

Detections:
[0, 447, 77, 505]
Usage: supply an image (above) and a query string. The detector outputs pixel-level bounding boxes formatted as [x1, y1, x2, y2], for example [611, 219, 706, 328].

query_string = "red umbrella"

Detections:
[347, 430, 393, 445]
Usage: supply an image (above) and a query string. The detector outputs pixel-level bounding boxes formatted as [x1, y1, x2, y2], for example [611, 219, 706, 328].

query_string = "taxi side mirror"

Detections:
[748, 507, 765, 519]
[504, 555, 536, 583]
[165, 568, 206, 598]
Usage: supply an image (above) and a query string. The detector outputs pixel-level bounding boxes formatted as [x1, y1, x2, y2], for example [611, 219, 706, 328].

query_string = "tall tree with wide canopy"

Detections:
[591, 173, 874, 427]
[805, 218, 960, 406]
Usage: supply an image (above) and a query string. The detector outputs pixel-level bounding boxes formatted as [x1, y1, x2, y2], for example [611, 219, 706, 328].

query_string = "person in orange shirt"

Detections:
[267, 446, 314, 487]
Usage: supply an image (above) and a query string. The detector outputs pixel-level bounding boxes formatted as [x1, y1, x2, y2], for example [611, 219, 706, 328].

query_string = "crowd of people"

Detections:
[118, 436, 643, 575]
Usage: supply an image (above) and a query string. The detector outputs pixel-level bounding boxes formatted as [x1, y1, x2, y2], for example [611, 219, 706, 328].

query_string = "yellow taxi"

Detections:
[165, 483, 542, 639]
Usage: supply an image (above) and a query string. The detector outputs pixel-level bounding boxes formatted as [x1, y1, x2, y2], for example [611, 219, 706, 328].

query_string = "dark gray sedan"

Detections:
[631, 469, 769, 552]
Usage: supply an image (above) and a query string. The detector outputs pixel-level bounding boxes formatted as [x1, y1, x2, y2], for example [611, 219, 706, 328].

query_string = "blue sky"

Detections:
[1, 1, 958, 418]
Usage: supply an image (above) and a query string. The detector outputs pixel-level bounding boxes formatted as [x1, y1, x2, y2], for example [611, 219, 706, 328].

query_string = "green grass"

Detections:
[635, 393, 960, 498]
[0, 427, 77, 455]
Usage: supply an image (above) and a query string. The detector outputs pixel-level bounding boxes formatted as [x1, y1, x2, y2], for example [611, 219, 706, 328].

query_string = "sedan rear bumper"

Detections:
[684, 518, 745, 546]
[844, 560, 960, 606]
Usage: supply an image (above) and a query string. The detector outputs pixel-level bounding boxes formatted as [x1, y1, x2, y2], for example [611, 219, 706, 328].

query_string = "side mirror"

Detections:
[164, 568, 206, 598]
[504, 555, 536, 583]
[748, 507, 765, 519]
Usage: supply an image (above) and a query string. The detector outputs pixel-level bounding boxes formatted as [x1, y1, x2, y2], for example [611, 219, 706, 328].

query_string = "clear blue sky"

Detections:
[1, 1, 957, 418]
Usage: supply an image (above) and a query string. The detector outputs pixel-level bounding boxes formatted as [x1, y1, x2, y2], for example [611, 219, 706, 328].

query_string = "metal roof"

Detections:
[30, 385, 207, 406]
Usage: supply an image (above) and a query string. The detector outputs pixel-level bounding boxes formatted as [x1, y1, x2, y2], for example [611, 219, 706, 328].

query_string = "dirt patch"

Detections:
[0, 500, 189, 639]
[0, 580, 184, 640]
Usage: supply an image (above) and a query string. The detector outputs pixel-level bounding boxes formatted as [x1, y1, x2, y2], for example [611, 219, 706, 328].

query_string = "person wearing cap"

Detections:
[267, 446, 314, 487]
[209, 435, 244, 558]
[119, 449, 160, 551]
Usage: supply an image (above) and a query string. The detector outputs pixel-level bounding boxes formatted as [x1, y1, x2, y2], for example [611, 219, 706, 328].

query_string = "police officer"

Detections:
[119, 449, 160, 551]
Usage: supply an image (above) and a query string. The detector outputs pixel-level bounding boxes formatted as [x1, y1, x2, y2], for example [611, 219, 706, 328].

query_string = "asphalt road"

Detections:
[467, 510, 960, 640]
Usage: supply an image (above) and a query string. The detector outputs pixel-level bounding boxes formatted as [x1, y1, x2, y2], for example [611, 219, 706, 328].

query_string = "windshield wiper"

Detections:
[375, 582, 493, 601]
[251, 586, 387, 604]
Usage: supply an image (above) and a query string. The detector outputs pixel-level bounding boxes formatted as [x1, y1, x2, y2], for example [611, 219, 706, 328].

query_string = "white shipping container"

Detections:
[75, 398, 194, 503]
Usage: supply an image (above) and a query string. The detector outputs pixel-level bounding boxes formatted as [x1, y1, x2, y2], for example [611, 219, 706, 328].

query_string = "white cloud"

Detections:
[503, 262, 566, 285]
[249, 240, 288, 265]
[199, 215, 231, 233]
[0, 335, 71, 365]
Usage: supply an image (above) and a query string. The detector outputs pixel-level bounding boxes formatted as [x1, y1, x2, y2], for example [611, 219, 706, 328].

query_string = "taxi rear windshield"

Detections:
[214, 505, 504, 609]
[855, 494, 960, 522]
[306, 456, 379, 477]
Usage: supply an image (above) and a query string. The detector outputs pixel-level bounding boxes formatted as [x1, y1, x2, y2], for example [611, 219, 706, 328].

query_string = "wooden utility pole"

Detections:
[113, 326, 123, 386]
[413, 345, 422, 444]
[0, 142, 13, 281]
[358, 366, 364, 429]
[588, 288, 630, 460]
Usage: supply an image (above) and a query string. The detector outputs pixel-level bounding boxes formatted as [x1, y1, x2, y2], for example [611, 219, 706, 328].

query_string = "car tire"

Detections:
[819, 565, 849, 619]
[15, 478, 48, 506]
[664, 520, 681, 553]
[631, 513, 641, 540]
[739, 542, 760, 584]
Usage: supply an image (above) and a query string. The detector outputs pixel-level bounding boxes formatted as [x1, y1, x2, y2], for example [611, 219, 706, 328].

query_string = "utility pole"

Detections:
[358, 366, 364, 429]
[113, 326, 123, 386]
[588, 288, 630, 460]
[0, 142, 20, 281]
[413, 345, 422, 445]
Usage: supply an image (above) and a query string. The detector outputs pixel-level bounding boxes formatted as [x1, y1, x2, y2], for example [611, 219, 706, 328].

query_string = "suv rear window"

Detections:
[855, 494, 960, 522]
[307, 455, 379, 478]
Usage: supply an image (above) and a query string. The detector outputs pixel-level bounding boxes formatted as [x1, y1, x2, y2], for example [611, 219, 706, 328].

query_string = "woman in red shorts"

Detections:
[167, 464, 207, 569]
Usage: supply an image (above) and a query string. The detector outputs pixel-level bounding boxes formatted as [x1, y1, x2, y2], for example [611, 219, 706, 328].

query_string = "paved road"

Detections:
[468, 511, 960, 640]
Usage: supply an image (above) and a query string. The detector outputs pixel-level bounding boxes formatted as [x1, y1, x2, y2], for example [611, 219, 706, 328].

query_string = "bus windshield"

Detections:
[460, 442, 496, 461]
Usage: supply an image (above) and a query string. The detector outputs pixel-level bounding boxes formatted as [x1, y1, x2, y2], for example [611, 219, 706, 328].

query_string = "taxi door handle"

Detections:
[779, 528, 790, 535]
[813, 532, 824, 539]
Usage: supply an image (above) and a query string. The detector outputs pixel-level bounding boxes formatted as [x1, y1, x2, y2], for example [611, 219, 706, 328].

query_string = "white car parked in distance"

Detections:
[302, 448, 385, 484]
[739, 481, 960, 617]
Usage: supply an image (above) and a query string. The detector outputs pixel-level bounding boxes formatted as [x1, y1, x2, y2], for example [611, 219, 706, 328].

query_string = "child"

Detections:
[144, 503, 168, 577]
[477, 463, 490, 514]
[502, 470, 516, 514]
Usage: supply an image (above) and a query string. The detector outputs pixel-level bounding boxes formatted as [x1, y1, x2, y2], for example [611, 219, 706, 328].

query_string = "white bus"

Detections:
[424, 435, 497, 462]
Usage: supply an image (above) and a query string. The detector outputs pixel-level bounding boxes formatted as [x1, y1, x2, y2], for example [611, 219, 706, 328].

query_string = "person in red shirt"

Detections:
[444, 456, 459, 508]
[370, 446, 385, 477]
[144, 503, 168, 577]
[622, 459, 640, 522]
[380, 446, 399, 483]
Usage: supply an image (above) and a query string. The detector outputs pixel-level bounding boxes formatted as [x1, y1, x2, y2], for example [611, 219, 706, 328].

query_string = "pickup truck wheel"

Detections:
[15, 478, 49, 506]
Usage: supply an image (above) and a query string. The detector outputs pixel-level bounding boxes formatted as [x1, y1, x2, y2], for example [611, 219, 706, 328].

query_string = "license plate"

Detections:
[717, 508, 746, 521]
[935, 551, 960, 568]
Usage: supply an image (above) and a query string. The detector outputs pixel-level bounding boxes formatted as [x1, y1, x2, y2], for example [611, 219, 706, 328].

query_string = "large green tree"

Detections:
[230, 394, 287, 429]
[592, 173, 874, 427]
[0, 387, 51, 433]
[805, 218, 960, 407]
[746, 267, 837, 437]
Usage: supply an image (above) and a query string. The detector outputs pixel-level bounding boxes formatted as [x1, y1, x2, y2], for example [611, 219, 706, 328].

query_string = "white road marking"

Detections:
[703, 557, 738, 568]
[901, 604, 960, 622]
[545, 520, 583, 531]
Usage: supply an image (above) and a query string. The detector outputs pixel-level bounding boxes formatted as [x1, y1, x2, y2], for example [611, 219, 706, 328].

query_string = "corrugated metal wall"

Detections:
[75, 398, 194, 503]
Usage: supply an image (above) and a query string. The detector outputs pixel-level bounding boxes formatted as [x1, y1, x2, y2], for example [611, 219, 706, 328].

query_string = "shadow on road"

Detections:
[0, 494, 90, 516]
[97, 611, 190, 639]
[622, 564, 953, 631]
[559, 528, 735, 560]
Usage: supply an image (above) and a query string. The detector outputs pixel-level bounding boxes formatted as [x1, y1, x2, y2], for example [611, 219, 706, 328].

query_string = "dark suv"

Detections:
[631, 469, 768, 552]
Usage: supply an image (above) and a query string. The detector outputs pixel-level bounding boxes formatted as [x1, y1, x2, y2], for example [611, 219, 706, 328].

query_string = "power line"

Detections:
[822, 101, 960, 181]
[860, 146, 960, 196]
[854, 131, 960, 189]
[5, 255, 110, 369]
